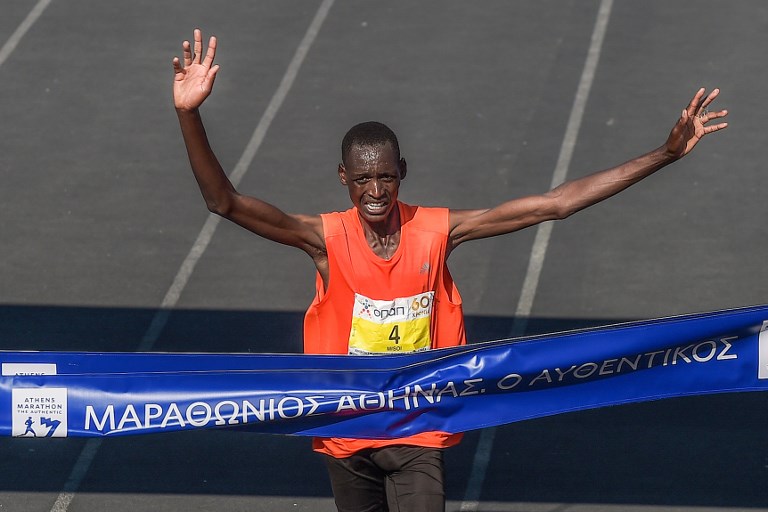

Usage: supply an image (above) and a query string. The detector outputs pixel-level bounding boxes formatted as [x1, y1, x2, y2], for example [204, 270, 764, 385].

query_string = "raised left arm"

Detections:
[449, 88, 728, 249]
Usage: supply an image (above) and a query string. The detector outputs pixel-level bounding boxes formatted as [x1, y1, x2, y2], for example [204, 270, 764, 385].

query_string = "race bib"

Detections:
[348, 292, 434, 355]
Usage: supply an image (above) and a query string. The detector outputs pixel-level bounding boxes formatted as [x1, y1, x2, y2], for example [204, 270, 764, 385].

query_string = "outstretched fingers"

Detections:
[202, 36, 217, 69]
[685, 87, 707, 119]
[172, 29, 221, 110]
[174, 29, 218, 78]
[205, 64, 221, 88]
[668, 88, 729, 158]
[691, 88, 728, 125]
[699, 87, 720, 110]
[703, 116, 729, 134]
[193, 28, 203, 65]
[182, 39, 193, 68]
[172, 56, 185, 80]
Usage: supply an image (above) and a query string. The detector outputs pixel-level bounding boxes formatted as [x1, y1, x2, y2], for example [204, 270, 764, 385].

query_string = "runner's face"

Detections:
[339, 142, 406, 224]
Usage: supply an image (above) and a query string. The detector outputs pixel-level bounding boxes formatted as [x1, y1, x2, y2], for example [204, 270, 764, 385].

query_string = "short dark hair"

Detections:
[341, 121, 400, 165]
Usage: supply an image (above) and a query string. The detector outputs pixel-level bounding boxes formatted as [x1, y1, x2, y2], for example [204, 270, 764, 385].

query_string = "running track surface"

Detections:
[1, 1, 767, 511]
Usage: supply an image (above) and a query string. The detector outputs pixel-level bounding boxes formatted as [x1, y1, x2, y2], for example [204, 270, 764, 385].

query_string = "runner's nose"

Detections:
[370, 179, 383, 198]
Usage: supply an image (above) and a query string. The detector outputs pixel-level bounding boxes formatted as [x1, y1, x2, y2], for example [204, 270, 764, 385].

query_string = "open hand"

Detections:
[665, 88, 728, 159]
[172, 29, 220, 111]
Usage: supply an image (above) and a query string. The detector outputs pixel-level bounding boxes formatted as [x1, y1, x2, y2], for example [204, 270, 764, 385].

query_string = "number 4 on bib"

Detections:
[388, 324, 401, 344]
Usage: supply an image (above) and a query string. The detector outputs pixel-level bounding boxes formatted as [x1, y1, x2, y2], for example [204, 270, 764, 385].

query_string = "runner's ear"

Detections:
[399, 158, 407, 180]
[338, 163, 348, 186]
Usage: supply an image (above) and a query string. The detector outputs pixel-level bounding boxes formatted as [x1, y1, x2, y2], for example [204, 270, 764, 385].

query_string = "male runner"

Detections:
[172, 29, 727, 512]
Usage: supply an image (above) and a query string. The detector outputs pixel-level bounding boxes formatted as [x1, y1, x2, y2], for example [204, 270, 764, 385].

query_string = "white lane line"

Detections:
[49, 438, 102, 512]
[47, 1, 335, 510]
[459, 1, 614, 510]
[0, 0, 51, 70]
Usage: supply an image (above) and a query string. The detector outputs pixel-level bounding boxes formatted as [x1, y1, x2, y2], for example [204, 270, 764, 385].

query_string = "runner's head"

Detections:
[341, 121, 401, 166]
[339, 122, 407, 225]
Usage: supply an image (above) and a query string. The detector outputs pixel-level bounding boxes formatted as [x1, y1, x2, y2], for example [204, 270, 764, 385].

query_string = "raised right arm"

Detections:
[172, 29, 325, 258]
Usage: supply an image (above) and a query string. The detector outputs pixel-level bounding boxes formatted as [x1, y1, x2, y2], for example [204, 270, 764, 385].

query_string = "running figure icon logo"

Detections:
[18, 416, 62, 437]
[22, 416, 36, 437]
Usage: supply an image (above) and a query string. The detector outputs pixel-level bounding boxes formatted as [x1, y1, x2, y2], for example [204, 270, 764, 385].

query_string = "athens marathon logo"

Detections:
[12, 388, 68, 438]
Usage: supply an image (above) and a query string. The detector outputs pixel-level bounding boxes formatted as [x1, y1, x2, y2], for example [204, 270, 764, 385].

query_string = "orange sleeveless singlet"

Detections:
[303, 202, 466, 458]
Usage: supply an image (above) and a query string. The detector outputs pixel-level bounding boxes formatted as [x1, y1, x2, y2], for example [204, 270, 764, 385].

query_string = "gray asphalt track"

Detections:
[1, 1, 767, 511]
